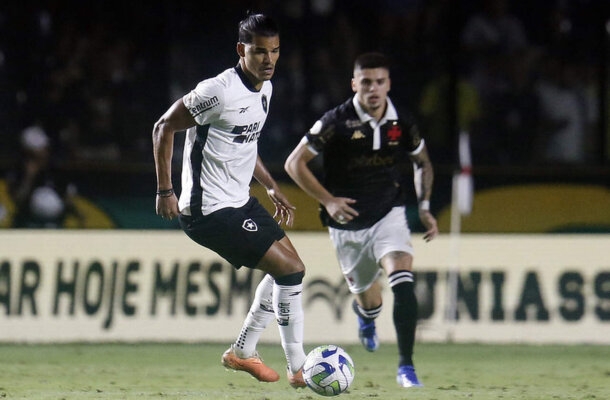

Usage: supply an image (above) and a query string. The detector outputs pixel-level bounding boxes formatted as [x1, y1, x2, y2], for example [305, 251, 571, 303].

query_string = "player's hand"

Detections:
[267, 188, 296, 227]
[325, 197, 358, 225]
[419, 209, 438, 242]
[156, 193, 179, 220]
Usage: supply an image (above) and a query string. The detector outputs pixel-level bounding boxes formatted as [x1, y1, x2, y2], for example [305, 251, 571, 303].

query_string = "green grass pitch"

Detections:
[1, 342, 608, 399]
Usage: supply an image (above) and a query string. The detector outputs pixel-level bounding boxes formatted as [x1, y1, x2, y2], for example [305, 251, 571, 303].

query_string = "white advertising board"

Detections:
[0, 231, 608, 344]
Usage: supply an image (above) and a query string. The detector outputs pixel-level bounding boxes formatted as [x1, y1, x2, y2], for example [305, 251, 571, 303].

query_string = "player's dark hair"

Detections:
[354, 52, 391, 71]
[238, 13, 279, 44]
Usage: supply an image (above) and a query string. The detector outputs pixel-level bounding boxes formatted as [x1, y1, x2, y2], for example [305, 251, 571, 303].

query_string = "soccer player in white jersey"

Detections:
[152, 13, 307, 388]
[285, 52, 439, 388]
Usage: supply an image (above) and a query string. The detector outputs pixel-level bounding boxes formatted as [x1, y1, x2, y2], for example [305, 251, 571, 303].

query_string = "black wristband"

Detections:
[156, 188, 174, 197]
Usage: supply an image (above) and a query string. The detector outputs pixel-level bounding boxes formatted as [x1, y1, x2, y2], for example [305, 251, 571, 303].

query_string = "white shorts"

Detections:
[329, 206, 414, 294]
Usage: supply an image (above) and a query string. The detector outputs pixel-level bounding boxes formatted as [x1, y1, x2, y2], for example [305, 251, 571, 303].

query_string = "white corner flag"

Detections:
[446, 130, 474, 340]
[456, 131, 473, 215]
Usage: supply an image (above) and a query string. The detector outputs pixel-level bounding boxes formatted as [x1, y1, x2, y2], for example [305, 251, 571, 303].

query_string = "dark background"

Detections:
[0, 0, 609, 229]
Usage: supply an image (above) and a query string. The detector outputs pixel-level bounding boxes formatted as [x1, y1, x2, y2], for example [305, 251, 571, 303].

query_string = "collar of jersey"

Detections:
[234, 64, 261, 93]
[352, 95, 398, 126]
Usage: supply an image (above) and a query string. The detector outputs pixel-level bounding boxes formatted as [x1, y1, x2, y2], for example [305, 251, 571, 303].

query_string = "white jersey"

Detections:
[180, 65, 272, 216]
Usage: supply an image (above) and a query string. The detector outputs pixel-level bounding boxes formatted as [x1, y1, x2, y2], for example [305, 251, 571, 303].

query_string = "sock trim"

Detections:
[389, 270, 413, 287]
[275, 270, 304, 286]
[352, 299, 382, 320]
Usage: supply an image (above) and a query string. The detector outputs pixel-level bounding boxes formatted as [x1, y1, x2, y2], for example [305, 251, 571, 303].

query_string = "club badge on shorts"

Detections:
[242, 219, 258, 232]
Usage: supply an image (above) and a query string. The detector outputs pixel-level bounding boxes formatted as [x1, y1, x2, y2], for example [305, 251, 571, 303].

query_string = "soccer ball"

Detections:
[303, 345, 355, 396]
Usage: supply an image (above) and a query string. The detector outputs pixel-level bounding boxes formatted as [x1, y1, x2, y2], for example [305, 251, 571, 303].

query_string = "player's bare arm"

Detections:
[284, 141, 358, 224]
[152, 98, 196, 220]
[410, 143, 438, 241]
[253, 155, 295, 226]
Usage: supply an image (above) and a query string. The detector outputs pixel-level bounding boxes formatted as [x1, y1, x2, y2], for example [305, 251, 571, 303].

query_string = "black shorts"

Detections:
[179, 197, 285, 269]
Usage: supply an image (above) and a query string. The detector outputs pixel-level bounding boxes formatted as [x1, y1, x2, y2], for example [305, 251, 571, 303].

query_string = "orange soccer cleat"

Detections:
[221, 345, 280, 383]
[287, 367, 306, 388]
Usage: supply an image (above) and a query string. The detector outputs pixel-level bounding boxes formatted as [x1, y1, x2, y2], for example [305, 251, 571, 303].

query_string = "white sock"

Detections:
[273, 281, 306, 373]
[233, 274, 275, 358]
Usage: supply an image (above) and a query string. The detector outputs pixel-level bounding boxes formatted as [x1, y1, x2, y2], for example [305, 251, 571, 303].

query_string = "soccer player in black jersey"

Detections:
[285, 52, 438, 388]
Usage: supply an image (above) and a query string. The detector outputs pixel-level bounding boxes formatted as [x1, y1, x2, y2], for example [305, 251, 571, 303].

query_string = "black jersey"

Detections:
[305, 96, 424, 230]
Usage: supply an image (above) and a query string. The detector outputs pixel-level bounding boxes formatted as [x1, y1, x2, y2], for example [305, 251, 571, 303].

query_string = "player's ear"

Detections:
[351, 78, 357, 93]
[236, 42, 246, 58]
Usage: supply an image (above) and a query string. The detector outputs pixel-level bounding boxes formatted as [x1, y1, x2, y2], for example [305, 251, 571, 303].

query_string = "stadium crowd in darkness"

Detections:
[0, 0, 606, 173]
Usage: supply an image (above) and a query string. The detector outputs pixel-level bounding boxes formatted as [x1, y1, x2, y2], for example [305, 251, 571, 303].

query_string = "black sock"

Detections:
[389, 271, 417, 366]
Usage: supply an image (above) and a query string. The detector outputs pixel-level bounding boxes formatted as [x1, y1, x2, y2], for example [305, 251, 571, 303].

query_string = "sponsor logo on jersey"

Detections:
[190, 96, 220, 116]
[350, 130, 365, 140]
[261, 94, 268, 114]
[345, 119, 363, 128]
[232, 121, 262, 143]
[242, 219, 258, 232]
[239, 106, 250, 114]
[347, 154, 394, 169]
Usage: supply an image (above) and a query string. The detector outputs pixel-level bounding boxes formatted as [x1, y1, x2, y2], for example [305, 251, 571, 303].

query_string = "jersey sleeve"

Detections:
[304, 111, 336, 154]
[182, 79, 224, 126]
[403, 114, 425, 155]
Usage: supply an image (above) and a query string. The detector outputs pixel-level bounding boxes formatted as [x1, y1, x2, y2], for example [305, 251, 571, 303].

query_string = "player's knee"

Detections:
[275, 255, 305, 277]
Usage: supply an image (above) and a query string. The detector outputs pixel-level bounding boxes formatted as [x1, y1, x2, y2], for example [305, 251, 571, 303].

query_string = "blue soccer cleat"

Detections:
[357, 318, 379, 352]
[396, 365, 423, 388]
[352, 300, 380, 352]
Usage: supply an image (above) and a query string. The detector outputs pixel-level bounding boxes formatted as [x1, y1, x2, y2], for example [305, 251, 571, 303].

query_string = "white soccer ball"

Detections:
[303, 345, 355, 396]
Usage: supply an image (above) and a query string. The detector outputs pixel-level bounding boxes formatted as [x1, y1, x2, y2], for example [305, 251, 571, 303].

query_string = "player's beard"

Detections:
[364, 93, 384, 110]
[367, 100, 382, 112]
